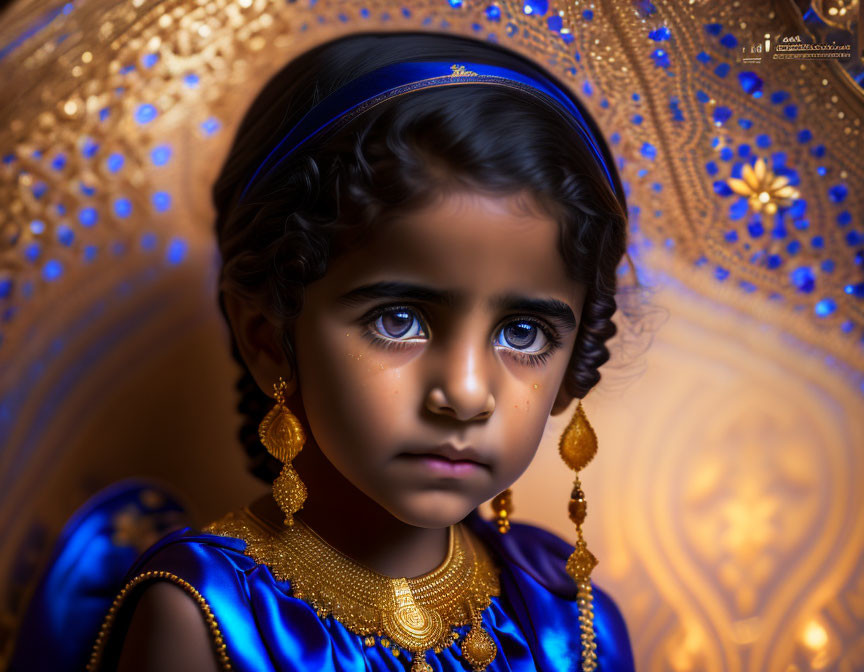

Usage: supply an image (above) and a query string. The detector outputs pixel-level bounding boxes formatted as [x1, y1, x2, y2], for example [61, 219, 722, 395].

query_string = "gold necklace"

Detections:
[203, 508, 501, 672]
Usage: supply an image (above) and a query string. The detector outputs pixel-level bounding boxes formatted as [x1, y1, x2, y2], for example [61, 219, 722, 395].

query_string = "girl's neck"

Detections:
[247, 440, 450, 578]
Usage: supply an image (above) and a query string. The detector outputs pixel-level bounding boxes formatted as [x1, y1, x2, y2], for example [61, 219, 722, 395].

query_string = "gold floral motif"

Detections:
[725, 158, 800, 216]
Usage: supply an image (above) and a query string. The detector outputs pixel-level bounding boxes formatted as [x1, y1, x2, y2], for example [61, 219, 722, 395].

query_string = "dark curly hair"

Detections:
[213, 31, 644, 484]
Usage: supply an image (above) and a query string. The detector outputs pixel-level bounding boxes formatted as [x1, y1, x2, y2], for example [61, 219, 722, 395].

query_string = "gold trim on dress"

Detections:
[86, 570, 232, 671]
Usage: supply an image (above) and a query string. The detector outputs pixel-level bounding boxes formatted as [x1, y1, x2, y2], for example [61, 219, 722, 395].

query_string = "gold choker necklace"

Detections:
[203, 508, 501, 672]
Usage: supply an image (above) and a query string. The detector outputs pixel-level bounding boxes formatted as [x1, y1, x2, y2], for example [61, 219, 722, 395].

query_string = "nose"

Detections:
[424, 337, 496, 422]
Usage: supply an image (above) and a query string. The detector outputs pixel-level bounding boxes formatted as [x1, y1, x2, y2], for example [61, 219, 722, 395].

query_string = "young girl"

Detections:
[86, 32, 637, 672]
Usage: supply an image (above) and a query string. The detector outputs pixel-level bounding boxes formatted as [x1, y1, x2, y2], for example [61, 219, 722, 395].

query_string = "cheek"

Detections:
[295, 324, 410, 460]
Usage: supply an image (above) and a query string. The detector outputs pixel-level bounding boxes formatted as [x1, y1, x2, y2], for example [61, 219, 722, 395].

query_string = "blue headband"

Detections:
[240, 60, 618, 201]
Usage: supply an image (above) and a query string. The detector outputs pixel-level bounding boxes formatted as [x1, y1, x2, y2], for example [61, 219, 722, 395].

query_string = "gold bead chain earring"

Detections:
[490, 488, 513, 534]
[258, 376, 307, 527]
[558, 399, 599, 672]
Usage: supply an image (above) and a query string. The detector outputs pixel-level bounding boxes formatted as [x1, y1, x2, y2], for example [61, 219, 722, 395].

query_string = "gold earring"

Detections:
[558, 399, 598, 672]
[258, 376, 307, 526]
[490, 489, 513, 534]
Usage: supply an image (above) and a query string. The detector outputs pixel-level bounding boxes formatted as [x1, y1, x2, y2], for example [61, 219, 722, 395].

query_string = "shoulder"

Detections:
[89, 519, 253, 671]
[114, 582, 222, 672]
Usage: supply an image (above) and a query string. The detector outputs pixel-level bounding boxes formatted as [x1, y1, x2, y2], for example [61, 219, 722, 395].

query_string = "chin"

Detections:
[386, 491, 480, 529]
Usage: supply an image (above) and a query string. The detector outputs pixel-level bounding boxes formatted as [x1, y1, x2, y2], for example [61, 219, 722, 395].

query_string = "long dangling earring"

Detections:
[558, 399, 599, 672]
[490, 488, 513, 534]
[258, 376, 307, 527]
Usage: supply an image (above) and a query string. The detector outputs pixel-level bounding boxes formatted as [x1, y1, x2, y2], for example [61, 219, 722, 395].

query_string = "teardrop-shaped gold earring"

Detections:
[258, 376, 307, 526]
[490, 488, 513, 534]
[558, 399, 599, 672]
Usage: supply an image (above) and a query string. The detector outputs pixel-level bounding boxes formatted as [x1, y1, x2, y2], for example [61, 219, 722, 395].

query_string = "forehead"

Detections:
[322, 190, 581, 305]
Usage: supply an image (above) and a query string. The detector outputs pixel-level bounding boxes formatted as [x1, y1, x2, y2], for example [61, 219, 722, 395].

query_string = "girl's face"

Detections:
[291, 189, 587, 528]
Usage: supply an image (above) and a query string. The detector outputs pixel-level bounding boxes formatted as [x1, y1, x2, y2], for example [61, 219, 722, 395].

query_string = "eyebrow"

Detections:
[336, 281, 577, 331]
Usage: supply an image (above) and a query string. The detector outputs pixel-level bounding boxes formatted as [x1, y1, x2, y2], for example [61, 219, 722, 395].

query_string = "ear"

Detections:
[550, 383, 574, 416]
[222, 291, 298, 399]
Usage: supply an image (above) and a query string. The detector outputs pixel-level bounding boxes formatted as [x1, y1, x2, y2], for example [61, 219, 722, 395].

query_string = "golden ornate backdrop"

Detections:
[0, 0, 862, 669]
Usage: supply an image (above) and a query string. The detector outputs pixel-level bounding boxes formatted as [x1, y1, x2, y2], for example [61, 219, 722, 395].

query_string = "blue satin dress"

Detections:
[8, 480, 635, 672]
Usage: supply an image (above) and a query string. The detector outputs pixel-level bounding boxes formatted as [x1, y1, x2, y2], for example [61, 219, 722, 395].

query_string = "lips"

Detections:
[400, 442, 490, 468]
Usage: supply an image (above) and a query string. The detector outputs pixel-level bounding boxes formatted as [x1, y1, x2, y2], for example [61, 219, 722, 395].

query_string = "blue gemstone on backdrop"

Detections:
[0, 278, 11, 299]
[829, 184, 848, 203]
[767, 254, 783, 269]
[107, 153, 124, 173]
[632, 114, 644, 125]
[522, 0, 547, 15]
[651, 48, 670, 68]
[705, 161, 718, 175]
[696, 90, 710, 103]
[42, 259, 63, 282]
[738, 71, 763, 96]
[184, 73, 200, 88]
[787, 240, 801, 254]
[150, 145, 172, 166]
[784, 104, 798, 119]
[713, 180, 733, 196]
[81, 138, 99, 158]
[756, 134, 771, 148]
[790, 266, 815, 292]
[79, 182, 96, 197]
[841, 320, 853, 332]
[714, 63, 730, 77]
[582, 9, 593, 19]
[730, 198, 749, 220]
[641, 142, 657, 160]
[142, 53, 159, 68]
[51, 154, 67, 171]
[771, 91, 789, 104]
[697, 51, 711, 63]
[724, 230, 738, 242]
[57, 225, 74, 246]
[484, 5, 500, 20]
[846, 282, 864, 298]
[811, 144, 826, 157]
[738, 118, 753, 129]
[772, 222, 787, 239]
[649, 26, 671, 41]
[30, 219, 45, 234]
[705, 23, 722, 35]
[720, 147, 734, 161]
[747, 217, 764, 236]
[788, 199, 806, 218]
[547, 15, 562, 30]
[141, 232, 158, 251]
[669, 97, 684, 121]
[152, 191, 172, 212]
[793, 219, 810, 231]
[713, 106, 732, 126]
[720, 33, 738, 48]
[738, 144, 750, 157]
[846, 230, 864, 246]
[798, 129, 812, 143]
[84, 245, 98, 262]
[201, 117, 221, 135]
[811, 235, 824, 249]
[821, 259, 835, 272]
[166, 237, 188, 265]
[715, 267, 730, 281]
[837, 211, 852, 226]
[610, 132, 621, 144]
[78, 207, 98, 227]
[135, 104, 158, 124]
[113, 198, 132, 218]
[815, 298, 836, 317]
[99, 107, 110, 122]
[731, 162, 744, 179]
[582, 81, 593, 96]
[24, 242, 41, 262]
